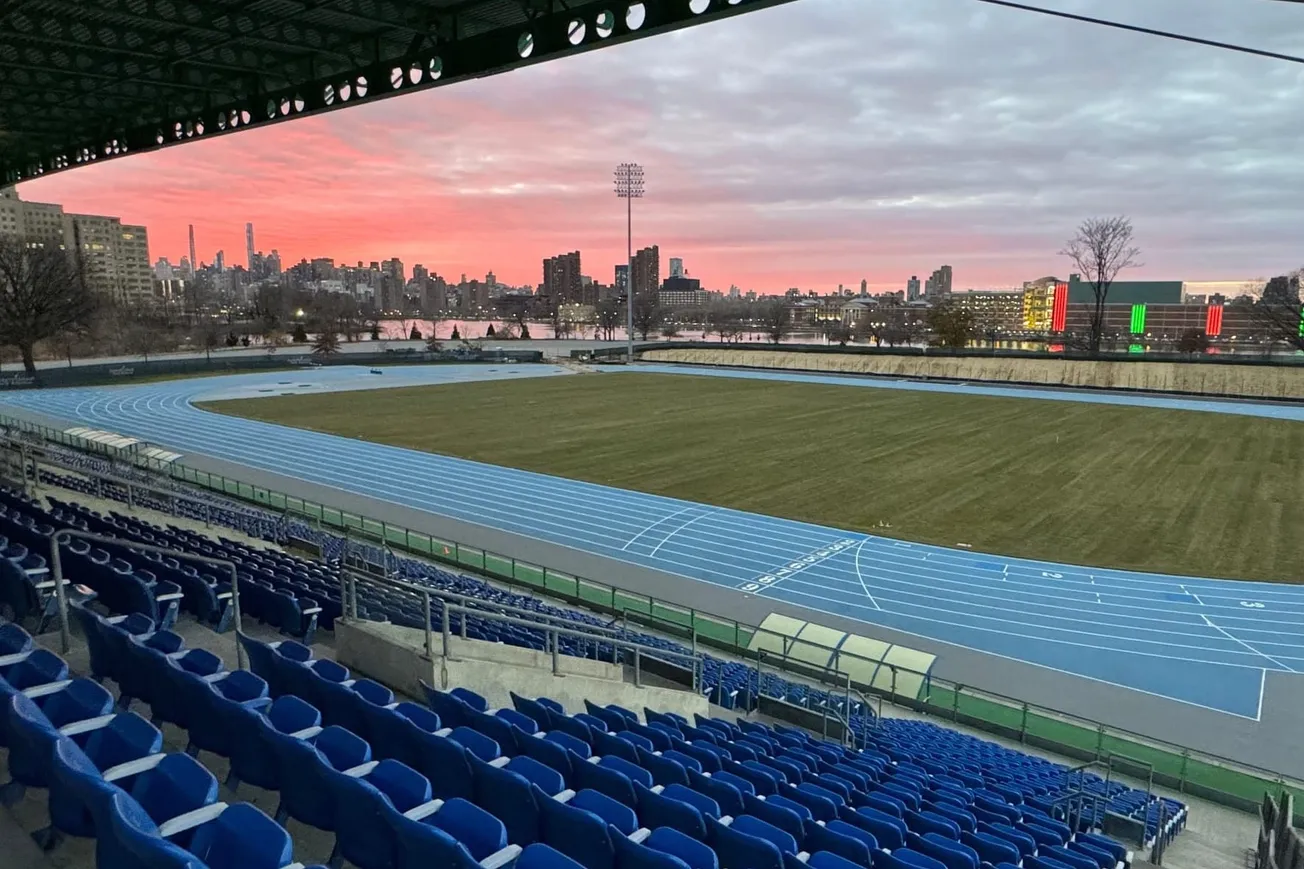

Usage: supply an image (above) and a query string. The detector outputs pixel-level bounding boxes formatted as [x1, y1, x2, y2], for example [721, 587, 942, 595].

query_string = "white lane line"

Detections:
[853, 539, 882, 611]
[1201, 614, 1297, 672]
[621, 504, 696, 552]
[650, 509, 716, 557]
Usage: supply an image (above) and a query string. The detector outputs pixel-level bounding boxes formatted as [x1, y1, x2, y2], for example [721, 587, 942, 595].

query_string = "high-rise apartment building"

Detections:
[925, 265, 953, 300]
[632, 245, 659, 296]
[2, 189, 153, 303]
[614, 264, 629, 295]
[669, 257, 684, 278]
[906, 276, 921, 301]
[543, 251, 583, 304]
[71, 214, 153, 303]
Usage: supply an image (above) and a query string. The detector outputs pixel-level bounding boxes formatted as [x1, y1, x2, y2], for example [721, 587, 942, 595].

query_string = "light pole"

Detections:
[614, 163, 644, 362]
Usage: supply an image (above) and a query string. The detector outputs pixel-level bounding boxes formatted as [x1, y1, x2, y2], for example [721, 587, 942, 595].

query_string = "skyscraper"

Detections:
[926, 265, 953, 300]
[907, 276, 921, 302]
[542, 252, 583, 304]
[632, 245, 660, 296]
[614, 264, 629, 295]
[188, 224, 197, 279]
[669, 257, 684, 278]
[245, 222, 255, 270]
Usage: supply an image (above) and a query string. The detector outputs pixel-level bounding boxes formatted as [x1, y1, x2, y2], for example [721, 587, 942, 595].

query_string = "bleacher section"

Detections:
[20, 463, 882, 729]
[0, 600, 1186, 869]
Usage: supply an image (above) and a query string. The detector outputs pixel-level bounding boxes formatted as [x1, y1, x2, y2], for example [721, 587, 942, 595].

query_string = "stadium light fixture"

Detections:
[614, 162, 645, 363]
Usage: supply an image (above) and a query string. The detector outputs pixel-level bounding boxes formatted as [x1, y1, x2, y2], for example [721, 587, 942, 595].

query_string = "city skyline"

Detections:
[11, 0, 1304, 292]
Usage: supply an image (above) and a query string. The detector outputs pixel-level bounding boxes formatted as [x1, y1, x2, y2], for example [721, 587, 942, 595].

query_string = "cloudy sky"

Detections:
[16, 0, 1304, 293]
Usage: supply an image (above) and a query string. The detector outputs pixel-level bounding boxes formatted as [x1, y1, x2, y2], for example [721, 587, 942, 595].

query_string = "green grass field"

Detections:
[201, 372, 1303, 582]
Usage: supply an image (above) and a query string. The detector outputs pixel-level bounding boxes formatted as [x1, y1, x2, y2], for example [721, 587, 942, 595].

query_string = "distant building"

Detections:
[659, 275, 704, 309]
[906, 275, 921, 302]
[72, 214, 153, 303]
[1021, 277, 1063, 332]
[1066, 274, 1182, 305]
[949, 290, 1024, 334]
[614, 264, 629, 296]
[669, 257, 684, 278]
[924, 265, 952, 300]
[543, 251, 583, 305]
[632, 245, 660, 296]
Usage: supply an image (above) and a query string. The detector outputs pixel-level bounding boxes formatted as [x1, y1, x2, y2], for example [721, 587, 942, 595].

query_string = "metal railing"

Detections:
[47, 528, 246, 669]
[339, 567, 705, 693]
[3, 410, 1303, 822]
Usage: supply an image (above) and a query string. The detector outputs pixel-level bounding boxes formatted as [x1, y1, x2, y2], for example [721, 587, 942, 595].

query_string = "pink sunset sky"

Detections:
[14, 0, 1304, 294]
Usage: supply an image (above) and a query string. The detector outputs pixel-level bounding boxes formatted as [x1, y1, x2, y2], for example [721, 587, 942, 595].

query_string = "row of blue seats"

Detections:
[0, 617, 330, 868]
[235, 630, 1135, 869]
[22, 467, 1184, 850]
[24, 472, 874, 730]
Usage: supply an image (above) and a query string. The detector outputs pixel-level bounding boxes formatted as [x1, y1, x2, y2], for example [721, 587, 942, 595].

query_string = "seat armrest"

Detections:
[403, 799, 444, 821]
[480, 845, 523, 869]
[23, 679, 72, 698]
[59, 714, 116, 736]
[157, 802, 229, 837]
[104, 752, 167, 782]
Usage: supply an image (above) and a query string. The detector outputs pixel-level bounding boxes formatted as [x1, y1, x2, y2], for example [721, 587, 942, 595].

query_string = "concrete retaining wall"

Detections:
[335, 618, 710, 720]
[641, 348, 1304, 400]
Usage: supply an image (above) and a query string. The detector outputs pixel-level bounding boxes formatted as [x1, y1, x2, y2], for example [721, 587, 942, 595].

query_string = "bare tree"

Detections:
[1059, 216, 1142, 354]
[632, 295, 663, 341]
[595, 298, 622, 341]
[0, 236, 97, 372]
[760, 299, 792, 344]
[1252, 271, 1303, 351]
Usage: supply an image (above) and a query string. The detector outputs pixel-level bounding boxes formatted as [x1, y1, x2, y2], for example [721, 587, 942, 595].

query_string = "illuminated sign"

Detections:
[1205, 305, 1223, 337]
[1130, 304, 1146, 335]
[1051, 282, 1068, 332]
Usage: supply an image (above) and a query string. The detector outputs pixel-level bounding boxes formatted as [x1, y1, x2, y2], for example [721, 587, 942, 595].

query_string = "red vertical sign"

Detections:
[1051, 282, 1068, 332]
[1205, 305, 1223, 337]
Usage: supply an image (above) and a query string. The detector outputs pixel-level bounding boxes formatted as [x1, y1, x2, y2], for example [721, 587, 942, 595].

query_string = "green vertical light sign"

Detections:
[1130, 304, 1147, 335]
[1299, 311, 1304, 338]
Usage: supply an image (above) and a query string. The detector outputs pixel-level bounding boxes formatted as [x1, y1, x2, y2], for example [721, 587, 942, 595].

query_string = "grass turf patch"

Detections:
[199, 371, 1302, 582]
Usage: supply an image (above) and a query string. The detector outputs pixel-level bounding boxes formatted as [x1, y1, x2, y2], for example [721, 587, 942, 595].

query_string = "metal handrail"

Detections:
[345, 567, 634, 640]
[341, 566, 705, 692]
[49, 528, 246, 668]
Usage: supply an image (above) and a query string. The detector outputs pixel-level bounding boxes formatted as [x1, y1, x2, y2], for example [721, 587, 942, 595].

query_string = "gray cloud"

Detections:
[441, 0, 1304, 286]
[24, 0, 1304, 291]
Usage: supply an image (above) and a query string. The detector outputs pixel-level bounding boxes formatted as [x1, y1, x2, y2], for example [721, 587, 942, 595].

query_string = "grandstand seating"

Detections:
[0, 456, 1188, 869]
[0, 610, 1185, 869]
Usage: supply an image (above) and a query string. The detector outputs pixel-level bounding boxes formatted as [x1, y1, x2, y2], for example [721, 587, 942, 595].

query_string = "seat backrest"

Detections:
[267, 694, 322, 733]
[471, 755, 540, 845]
[132, 753, 220, 824]
[572, 788, 639, 837]
[391, 812, 483, 869]
[315, 725, 371, 770]
[707, 816, 783, 869]
[742, 794, 806, 843]
[638, 784, 707, 841]
[40, 677, 114, 728]
[188, 803, 294, 869]
[6, 647, 69, 690]
[663, 783, 721, 820]
[646, 826, 717, 869]
[449, 725, 500, 762]
[538, 790, 616, 869]
[517, 842, 587, 869]
[105, 790, 198, 869]
[506, 755, 567, 797]
[430, 796, 509, 862]
[573, 753, 638, 807]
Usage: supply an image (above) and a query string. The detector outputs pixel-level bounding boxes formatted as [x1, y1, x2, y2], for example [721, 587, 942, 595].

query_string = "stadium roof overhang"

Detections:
[0, 0, 797, 185]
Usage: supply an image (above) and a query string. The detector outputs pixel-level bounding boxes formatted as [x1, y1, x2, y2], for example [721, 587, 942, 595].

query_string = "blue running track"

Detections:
[3, 362, 1302, 719]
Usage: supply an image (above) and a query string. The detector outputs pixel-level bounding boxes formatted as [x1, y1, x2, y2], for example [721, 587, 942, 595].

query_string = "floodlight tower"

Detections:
[614, 163, 644, 362]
